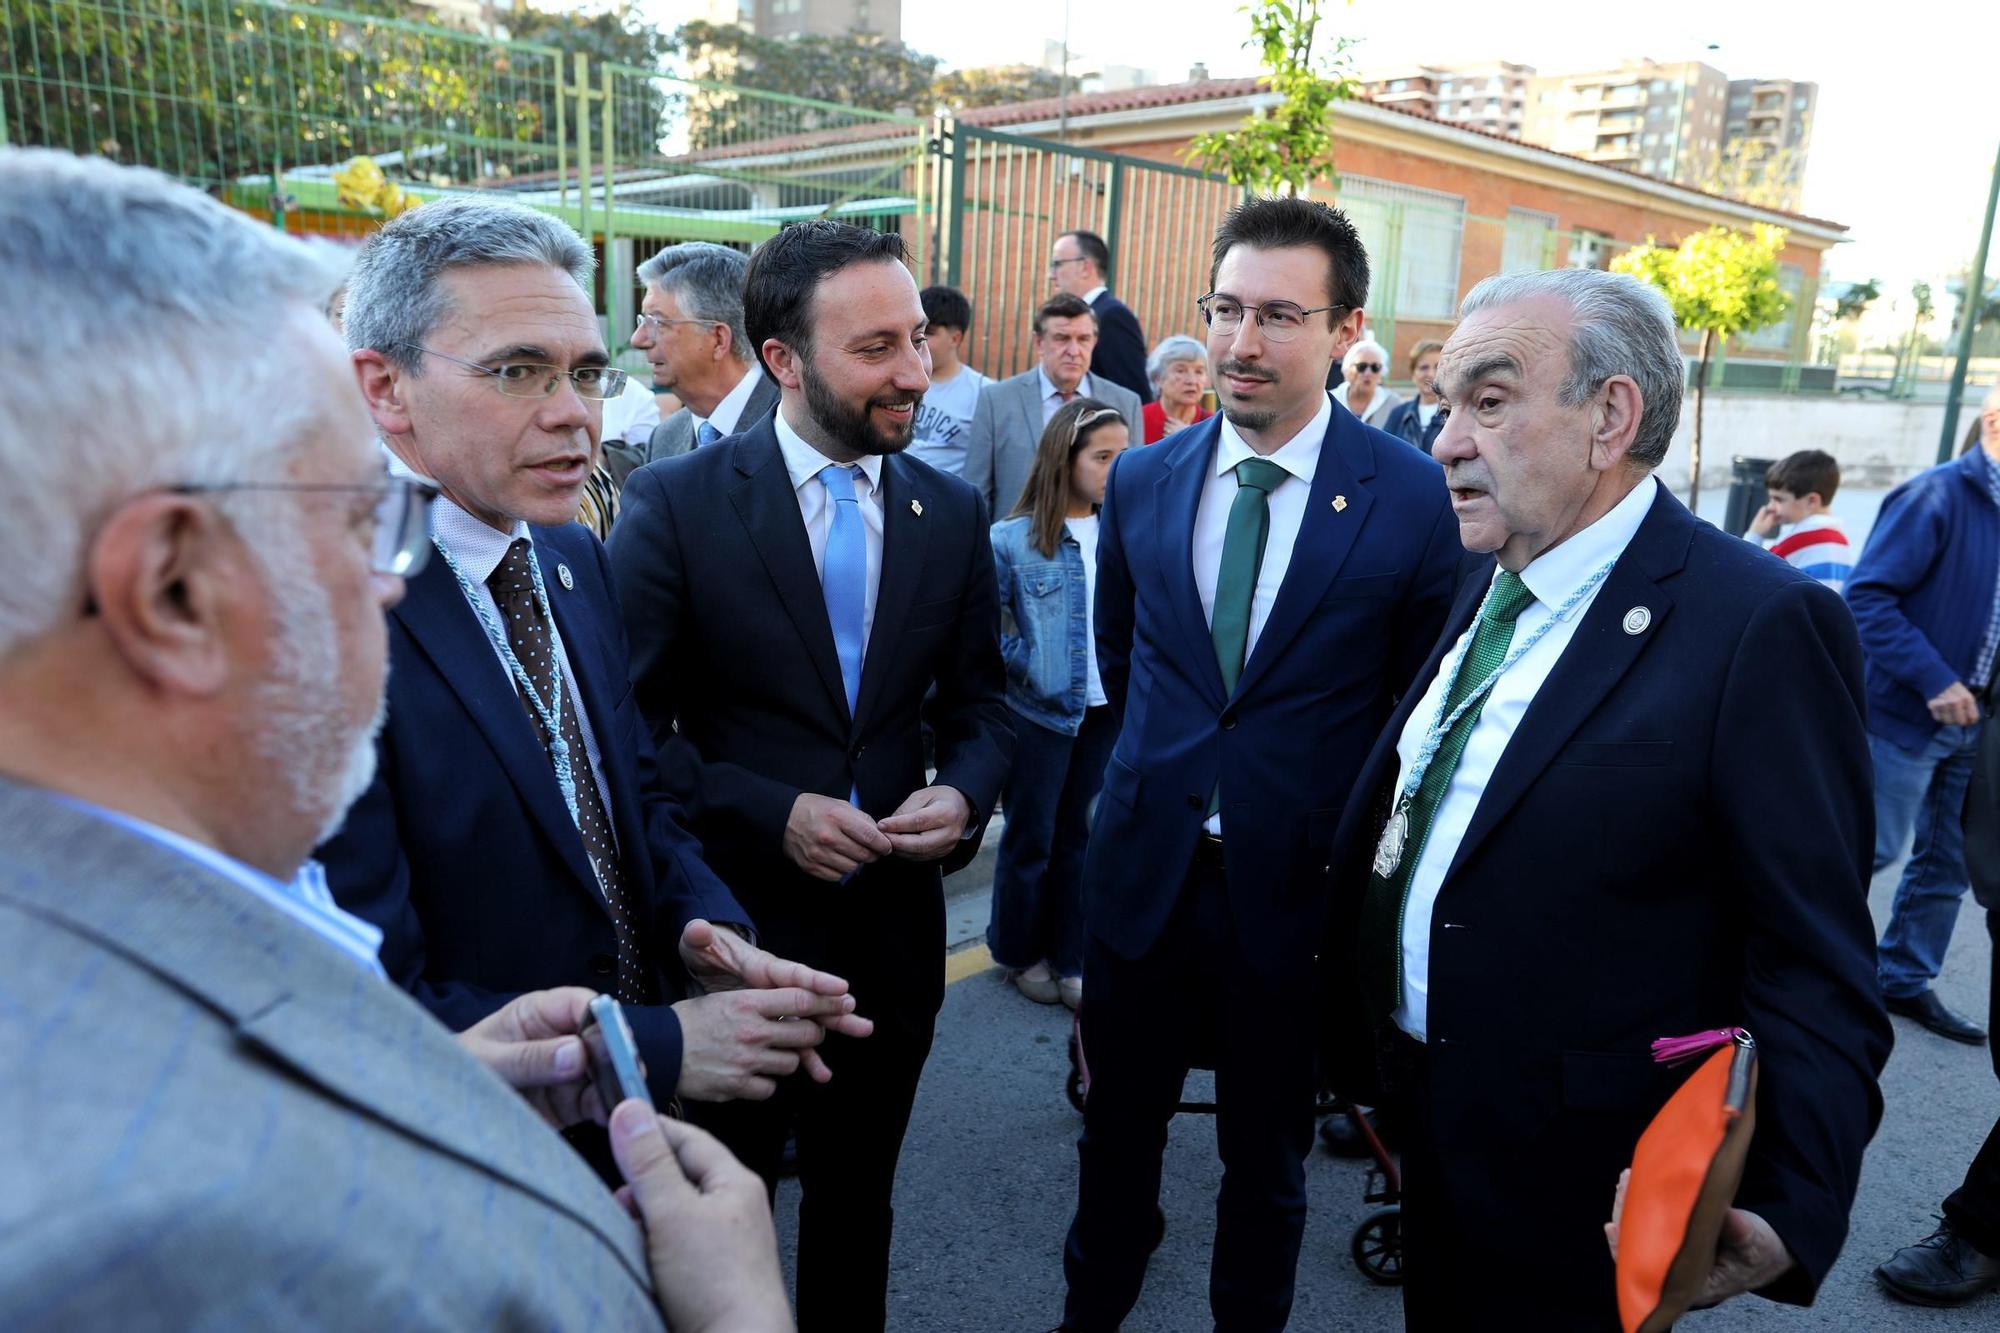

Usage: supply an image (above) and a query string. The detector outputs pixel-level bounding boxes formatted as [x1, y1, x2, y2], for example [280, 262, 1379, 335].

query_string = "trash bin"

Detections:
[1723, 456, 1775, 539]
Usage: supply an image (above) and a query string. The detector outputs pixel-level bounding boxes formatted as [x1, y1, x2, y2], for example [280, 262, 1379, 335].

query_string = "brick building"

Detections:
[950, 78, 1843, 384]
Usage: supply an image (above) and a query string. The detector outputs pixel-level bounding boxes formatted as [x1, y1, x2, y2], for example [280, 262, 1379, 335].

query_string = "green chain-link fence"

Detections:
[3, 0, 1847, 394]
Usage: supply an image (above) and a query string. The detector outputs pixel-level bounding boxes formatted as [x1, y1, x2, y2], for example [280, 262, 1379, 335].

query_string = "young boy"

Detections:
[1746, 448, 1854, 591]
[908, 285, 989, 477]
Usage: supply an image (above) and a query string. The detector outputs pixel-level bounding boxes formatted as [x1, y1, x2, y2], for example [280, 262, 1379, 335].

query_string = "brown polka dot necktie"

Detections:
[488, 539, 653, 1004]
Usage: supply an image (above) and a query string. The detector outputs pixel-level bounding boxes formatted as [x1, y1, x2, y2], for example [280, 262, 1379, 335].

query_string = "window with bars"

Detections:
[1339, 177, 1467, 318]
[1501, 208, 1559, 274]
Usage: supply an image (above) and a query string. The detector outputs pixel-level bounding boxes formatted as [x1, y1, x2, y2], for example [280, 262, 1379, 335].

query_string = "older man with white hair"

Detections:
[0, 149, 791, 1330]
[1323, 267, 1891, 1330]
[1330, 336, 1401, 427]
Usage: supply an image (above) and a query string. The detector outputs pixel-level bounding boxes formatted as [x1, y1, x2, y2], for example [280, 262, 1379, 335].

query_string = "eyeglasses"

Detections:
[1196, 294, 1349, 343]
[1350, 362, 1384, 375]
[634, 312, 721, 337]
[175, 478, 439, 576]
[399, 343, 627, 401]
[1049, 256, 1090, 272]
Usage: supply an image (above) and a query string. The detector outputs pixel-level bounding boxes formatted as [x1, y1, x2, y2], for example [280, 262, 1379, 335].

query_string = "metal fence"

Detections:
[2, 0, 1848, 393]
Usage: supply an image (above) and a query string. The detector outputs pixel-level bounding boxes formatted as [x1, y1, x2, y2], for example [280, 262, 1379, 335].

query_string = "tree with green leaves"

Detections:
[671, 21, 937, 149]
[933, 63, 1082, 112]
[1612, 224, 1791, 512]
[1186, 0, 1356, 197]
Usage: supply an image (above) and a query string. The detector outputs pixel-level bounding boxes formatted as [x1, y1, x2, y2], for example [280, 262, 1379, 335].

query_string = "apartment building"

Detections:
[1523, 59, 1733, 186]
[1360, 62, 1536, 139]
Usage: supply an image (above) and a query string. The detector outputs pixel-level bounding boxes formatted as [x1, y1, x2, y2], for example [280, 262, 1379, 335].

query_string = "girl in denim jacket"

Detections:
[986, 399, 1130, 1009]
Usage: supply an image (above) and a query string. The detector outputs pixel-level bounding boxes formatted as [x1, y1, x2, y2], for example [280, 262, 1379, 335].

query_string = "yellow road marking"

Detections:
[944, 944, 994, 986]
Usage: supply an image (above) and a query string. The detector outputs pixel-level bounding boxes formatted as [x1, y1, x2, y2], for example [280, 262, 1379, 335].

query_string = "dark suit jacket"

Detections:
[1088, 290, 1153, 404]
[1322, 484, 1891, 1311]
[1085, 406, 1459, 972]
[319, 521, 743, 1103]
[602, 369, 782, 490]
[605, 417, 1014, 1000]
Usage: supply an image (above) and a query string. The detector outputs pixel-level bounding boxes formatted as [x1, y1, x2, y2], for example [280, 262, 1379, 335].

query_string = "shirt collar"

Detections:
[1212, 390, 1333, 486]
[430, 493, 531, 585]
[1081, 285, 1107, 306]
[699, 363, 766, 437]
[1039, 367, 1094, 403]
[383, 446, 529, 584]
[1516, 474, 1659, 607]
[47, 793, 386, 975]
[774, 403, 885, 496]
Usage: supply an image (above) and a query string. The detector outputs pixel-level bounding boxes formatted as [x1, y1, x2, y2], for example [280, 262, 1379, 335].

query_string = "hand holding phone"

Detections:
[580, 995, 652, 1110]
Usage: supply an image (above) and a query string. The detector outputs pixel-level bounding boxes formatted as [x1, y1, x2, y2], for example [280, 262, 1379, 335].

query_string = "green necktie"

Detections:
[1209, 457, 1290, 696]
[1358, 569, 1538, 1018]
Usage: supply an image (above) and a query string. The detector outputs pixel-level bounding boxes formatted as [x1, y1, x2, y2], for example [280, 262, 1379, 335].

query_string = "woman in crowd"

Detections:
[1140, 335, 1211, 443]
[1382, 338, 1445, 450]
[1330, 337, 1401, 427]
[986, 399, 1131, 1010]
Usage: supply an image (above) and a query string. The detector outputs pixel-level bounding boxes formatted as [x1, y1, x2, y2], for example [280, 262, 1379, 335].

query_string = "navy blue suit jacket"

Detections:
[1321, 484, 1891, 1309]
[320, 521, 743, 1103]
[1084, 404, 1460, 969]
[1089, 290, 1153, 404]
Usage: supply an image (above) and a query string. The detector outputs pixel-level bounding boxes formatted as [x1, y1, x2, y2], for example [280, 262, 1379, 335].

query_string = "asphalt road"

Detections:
[768, 849, 1997, 1331]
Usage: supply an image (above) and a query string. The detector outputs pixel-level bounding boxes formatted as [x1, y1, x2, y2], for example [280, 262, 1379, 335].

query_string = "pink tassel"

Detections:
[1650, 1027, 1746, 1066]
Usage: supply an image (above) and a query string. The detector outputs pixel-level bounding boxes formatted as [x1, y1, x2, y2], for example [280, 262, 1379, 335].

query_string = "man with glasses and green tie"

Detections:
[1055, 196, 1461, 1333]
[318, 198, 874, 1185]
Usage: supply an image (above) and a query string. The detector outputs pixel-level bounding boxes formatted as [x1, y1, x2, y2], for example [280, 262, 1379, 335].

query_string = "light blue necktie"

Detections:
[695, 420, 722, 449]
[818, 464, 866, 716]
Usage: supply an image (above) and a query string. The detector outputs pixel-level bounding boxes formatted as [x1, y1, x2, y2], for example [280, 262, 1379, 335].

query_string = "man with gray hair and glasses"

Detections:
[319, 197, 873, 1183]
[607, 240, 778, 486]
[1321, 266, 1891, 1329]
[0, 149, 792, 1330]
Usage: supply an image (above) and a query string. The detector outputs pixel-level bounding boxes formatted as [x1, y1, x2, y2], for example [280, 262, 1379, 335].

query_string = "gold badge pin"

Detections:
[1332, 495, 1348, 512]
[910, 499, 923, 517]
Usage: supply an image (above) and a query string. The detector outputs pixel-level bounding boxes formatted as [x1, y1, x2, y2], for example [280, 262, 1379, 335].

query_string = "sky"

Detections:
[888, 0, 1997, 304]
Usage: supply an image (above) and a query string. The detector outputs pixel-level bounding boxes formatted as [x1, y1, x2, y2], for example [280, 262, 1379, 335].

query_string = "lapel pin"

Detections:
[556, 563, 574, 591]
[1622, 606, 1651, 635]
[910, 498, 923, 517]
[1332, 495, 1348, 512]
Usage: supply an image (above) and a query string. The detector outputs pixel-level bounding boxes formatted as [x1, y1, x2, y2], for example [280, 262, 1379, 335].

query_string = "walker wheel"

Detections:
[1351, 1205, 1404, 1286]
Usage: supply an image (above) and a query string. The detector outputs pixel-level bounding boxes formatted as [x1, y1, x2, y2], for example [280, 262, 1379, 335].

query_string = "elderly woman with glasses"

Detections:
[1330, 337, 1401, 428]
[1140, 335, 1212, 443]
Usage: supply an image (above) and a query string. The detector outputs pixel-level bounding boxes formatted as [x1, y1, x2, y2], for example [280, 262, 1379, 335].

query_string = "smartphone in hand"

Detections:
[579, 995, 651, 1110]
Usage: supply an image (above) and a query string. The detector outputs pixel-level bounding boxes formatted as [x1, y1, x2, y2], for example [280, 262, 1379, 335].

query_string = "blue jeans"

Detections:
[1873, 723, 1982, 998]
[986, 705, 1117, 978]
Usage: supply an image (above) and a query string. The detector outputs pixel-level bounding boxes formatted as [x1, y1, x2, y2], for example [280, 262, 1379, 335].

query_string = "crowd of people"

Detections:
[2, 139, 1996, 1333]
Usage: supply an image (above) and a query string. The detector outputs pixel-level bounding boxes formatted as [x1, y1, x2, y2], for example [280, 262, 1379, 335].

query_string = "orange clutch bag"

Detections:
[1615, 1028, 1758, 1333]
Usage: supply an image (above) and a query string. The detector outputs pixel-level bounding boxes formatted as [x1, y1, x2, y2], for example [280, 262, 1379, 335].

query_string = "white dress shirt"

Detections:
[428, 496, 615, 845]
[775, 404, 886, 654]
[1067, 512, 1107, 707]
[1039, 367, 1099, 426]
[1391, 475, 1659, 1041]
[1193, 390, 1334, 834]
[695, 363, 768, 442]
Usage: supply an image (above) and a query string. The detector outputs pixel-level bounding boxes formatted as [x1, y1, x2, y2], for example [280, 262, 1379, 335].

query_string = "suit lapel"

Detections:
[727, 422, 852, 723]
[0, 783, 651, 1292]
[391, 556, 600, 899]
[1443, 488, 1691, 881]
[1154, 419, 1228, 709]
[1232, 408, 1378, 701]
[855, 455, 929, 732]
